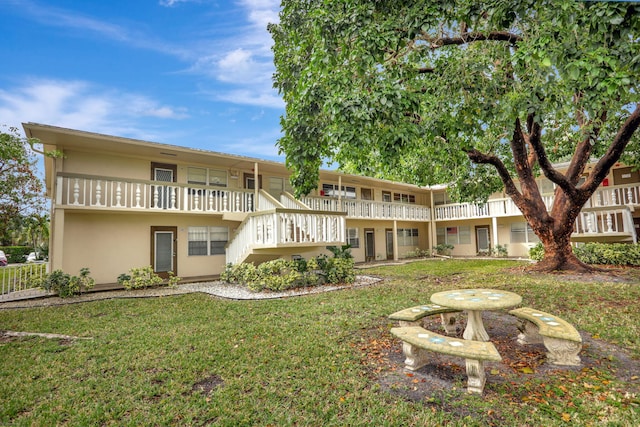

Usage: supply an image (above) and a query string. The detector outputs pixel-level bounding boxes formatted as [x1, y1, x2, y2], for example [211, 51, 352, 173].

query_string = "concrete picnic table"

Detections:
[430, 288, 522, 342]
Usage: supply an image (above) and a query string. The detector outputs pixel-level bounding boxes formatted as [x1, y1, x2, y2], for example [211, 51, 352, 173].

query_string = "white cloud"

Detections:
[0, 79, 188, 137]
[215, 89, 284, 109]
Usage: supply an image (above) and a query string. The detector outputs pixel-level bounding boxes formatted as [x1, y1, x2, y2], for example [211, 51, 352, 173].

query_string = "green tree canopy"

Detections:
[0, 126, 45, 245]
[270, 1, 640, 271]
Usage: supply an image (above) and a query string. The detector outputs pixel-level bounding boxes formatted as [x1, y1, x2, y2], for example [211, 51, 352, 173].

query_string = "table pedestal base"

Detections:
[463, 310, 490, 342]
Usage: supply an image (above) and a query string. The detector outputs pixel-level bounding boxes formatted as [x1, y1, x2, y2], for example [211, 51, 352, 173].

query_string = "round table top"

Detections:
[430, 288, 522, 311]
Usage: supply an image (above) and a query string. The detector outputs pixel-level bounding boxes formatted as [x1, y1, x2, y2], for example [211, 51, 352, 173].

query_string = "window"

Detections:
[397, 228, 419, 246]
[321, 183, 356, 199]
[188, 167, 227, 187]
[539, 179, 555, 195]
[382, 191, 392, 202]
[436, 226, 471, 245]
[433, 192, 452, 206]
[393, 193, 416, 204]
[346, 228, 360, 248]
[188, 226, 228, 256]
[510, 223, 539, 244]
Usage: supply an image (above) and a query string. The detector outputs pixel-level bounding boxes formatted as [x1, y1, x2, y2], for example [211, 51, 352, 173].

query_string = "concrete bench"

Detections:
[390, 326, 502, 394]
[389, 304, 461, 334]
[509, 307, 582, 366]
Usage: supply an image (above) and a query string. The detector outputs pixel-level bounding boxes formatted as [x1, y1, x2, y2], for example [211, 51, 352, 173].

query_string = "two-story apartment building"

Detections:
[24, 123, 639, 287]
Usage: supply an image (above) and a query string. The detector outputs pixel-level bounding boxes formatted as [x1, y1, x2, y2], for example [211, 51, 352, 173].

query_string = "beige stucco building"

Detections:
[24, 123, 640, 287]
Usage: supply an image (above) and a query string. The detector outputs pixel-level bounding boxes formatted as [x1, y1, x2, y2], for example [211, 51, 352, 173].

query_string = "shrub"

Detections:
[404, 248, 430, 258]
[322, 257, 355, 284]
[529, 242, 640, 265]
[492, 244, 509, 258]
[223, 252, 355, 292]
[41, 267, 95, 298]
[117, 266, 164, 290]
[433, 243, 454, 256]
[0, 246, 32, 263]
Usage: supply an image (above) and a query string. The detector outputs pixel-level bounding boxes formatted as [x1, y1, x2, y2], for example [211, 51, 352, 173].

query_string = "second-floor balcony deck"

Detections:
[55, 174, 432, 222]
[434, 184, 640, 221]
[299, 195, 431, 221]
[56, 173, 256, 214]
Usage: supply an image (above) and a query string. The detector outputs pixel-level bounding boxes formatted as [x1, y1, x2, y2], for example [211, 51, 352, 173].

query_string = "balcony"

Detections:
[572, 207, 637, 243]
[55, 173, 255, 215]
[434, 184, 640, 221]
[299, 195, 431, 221]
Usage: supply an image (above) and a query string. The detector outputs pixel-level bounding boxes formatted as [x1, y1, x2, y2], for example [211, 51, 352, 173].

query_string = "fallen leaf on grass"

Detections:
[561, 413, 571, 422]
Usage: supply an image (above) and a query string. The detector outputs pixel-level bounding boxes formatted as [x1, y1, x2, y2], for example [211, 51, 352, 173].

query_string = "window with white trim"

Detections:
[397, 228, 419, 246]
[436, 226, 471, 245]
[346, 228, 360, 248]
[187, 167, 227, 187]
[188, 226, 228, 256]
[321, 183, 356, 199]
[393, 193, 416, 204]
[510, 222, 539, 244]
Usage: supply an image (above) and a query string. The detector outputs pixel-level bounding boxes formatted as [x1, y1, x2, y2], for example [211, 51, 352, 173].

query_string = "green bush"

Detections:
[0, 246, 32, 264]
[222, 252, 355, 292]
[41, 267, 95, 298]
[322, 257, 356, 284]
[433, 243, 454, 256]
[404, 248, 430, 258]
[529, 242, 640, 265]
[117, 266, 170, 290]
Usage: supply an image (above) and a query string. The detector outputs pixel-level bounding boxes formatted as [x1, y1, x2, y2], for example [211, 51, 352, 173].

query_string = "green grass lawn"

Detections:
[1, 259, 638, 426]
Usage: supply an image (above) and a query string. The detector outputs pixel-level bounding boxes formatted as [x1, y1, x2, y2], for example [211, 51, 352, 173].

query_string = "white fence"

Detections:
[1, 263, 49, 299]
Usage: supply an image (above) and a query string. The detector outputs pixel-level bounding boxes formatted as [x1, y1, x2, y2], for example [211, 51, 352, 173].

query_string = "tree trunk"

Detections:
[531, 232, 592, 273]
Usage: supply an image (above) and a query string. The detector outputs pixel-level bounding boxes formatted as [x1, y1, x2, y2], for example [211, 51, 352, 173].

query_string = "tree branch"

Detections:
[582, 104, 640, 195]
[565, 110, 607, 187]
[527, 120, 578, 198]
[465, 148, 522, 203]
[426, 31, 522, 48]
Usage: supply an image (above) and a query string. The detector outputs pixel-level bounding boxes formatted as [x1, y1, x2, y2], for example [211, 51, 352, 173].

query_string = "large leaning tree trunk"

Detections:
[468, 106, 640, 272]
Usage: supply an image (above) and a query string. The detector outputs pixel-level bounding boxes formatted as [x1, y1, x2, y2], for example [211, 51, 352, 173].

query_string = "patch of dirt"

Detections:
[191, 374, 224, 395]
[365, 312, 639, 406]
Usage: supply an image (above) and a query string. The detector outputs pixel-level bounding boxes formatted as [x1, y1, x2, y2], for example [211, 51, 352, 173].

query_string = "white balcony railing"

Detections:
[56, 174, 255, 214]
[434, 184, 640, 221]
[300, 196, 431, 221]
[226, 210, 346, 265]
[573, 207, 637, 242]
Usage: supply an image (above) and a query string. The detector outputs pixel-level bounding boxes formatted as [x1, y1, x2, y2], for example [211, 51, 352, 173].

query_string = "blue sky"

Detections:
[0, 0, 285, 161]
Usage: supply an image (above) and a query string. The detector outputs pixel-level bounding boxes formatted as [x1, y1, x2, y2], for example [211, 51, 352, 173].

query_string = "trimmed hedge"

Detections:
[0, 246, 32, 264]
[221, 255, 356, 292]
[529, 242, 640, 266]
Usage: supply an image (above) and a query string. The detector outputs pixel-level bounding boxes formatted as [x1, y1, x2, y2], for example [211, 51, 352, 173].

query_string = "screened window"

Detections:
[436, 226, 471, 245]
[393, 193, 416, 204]
[188, 226, 228, 256]
[346, 228, 360, 248]
[510, 223, 539, 244]
[433, 192, 452, 206]
[397, 228, 419, 246]
[188, 168, 227, 187]
[321, 183, 356, 199]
